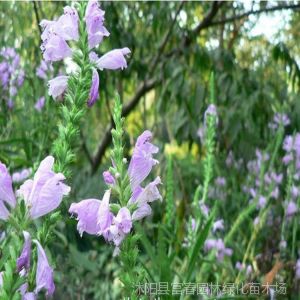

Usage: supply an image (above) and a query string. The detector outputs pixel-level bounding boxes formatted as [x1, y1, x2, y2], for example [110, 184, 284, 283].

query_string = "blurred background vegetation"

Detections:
[1, 1, 300, 298]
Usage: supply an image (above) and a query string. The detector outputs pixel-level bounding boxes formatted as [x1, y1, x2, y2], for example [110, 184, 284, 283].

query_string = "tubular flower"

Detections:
[17, 156, 70, 219]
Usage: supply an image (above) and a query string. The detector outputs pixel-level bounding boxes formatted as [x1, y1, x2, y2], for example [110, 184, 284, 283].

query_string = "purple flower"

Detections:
[0, 161, 16, 208]
[85, 0, 110, 49]
[235, 261, 244, 271]
[295, 134, 300, 156]
[23, 293, 36, 300]
[36, 60, 54, 80]
[257, 196, 267, 209]
[212, 219, 224, 232]
[17, 231, 31, 273]
[17, 156, 70, 219]
[296, 259, 300, 279]
[200, 203, 210, 217]
[204, 238, 232, 262]
[291, 186, 299, 199]
[205, 104, 217, 117]
[12, 168, 32, 183]
[87, 49, 130, 105]
[36, 61, 47, 79]
[95, 48, 131, 70]
[283, 135, 293, 152]
[41, 34, 72, 62]
[279, 240, 287, 249]
[10, 86, 17, 97]
[254, 217, 260, 226]
[286, 201, 297, 217]
[87, 68, 99, 107]
[269, 113, 290, 130]
[103, 170, 115, 185]
[114, 207, 132, 234]
[128, 130, 159, 191]
[40, 6, 79, 62]
[204, 239, 217, 251]
[226, 151, 234, 167]
[215, 177, 226, 187]
[271, 187, 279, 199]
[17, 70, 25, 87]
[246, 265, 253, 276]
[0, 47, 24, 105]
[130, 177, 162, 206]
[271, 172, 283, 184]
[48, 75, 68, 99]
[204, 104, 218, 124]
[7, 99, 14, 109]
[191, 218, 196, 231]
[34, 97, 45, 112]
[132, 203, 152, 221]
[283, 153, 293, 165]
[69, 199, 102, 236]
[130, 177, 162, 221]
[54, 6, 79, 41]
[34, 240, 55, 296]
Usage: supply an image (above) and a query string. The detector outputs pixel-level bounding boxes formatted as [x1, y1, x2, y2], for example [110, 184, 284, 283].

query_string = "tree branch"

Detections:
[210, 4, 300, 27]
[32, 1, 42, 36]
[149, 1, 185, 74]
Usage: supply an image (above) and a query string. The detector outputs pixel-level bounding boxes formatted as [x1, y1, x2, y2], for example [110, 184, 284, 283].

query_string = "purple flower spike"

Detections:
[128, 130, 159, 191]
[34, 97, 45, 112]
[103, 170, 115, 185]
[34, 240, 55, 297]
[87, 68, 99, 107]
[48, 75, 68, 99]
[0, 162, 16, 208]
[17, 231, 31, 273]
[96, 48, 131, 70]
[17, 156, 70, 219]
[69, 199, 102, 236]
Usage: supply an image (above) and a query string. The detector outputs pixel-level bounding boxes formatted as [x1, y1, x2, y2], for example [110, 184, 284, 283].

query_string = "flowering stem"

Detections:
[200, 72, 216, 204]
[52, 1, 91, 176]
[110, 94, 131, 206]
[109, 95, 143, 297]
